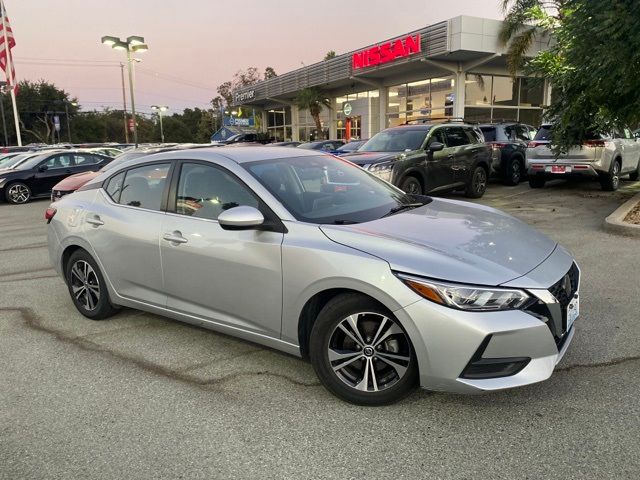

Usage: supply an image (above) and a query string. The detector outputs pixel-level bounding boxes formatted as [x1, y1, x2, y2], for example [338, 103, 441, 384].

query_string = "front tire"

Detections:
[309, 294, 418, 406]
[65, 250, 118, 320]
[400, 176, 423, 195]
[601, 159, 621, 191]
[464, 166, 487, 198]
[5, 182, 31, 204]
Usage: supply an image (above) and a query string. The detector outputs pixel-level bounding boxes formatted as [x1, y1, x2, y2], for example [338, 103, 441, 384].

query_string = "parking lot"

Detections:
[1, 179, 639, 479]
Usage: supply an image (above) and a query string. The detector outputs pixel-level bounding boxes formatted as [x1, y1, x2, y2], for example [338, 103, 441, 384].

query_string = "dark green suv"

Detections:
[343, 122, 492, 198]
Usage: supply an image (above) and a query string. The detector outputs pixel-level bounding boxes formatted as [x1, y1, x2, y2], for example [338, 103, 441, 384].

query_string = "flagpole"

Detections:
[1, 0, 21, 146]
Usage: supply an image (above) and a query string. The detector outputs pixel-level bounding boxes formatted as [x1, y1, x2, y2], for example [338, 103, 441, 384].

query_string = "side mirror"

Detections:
[428, 142, 445, 153]
[38, 164, 49, 172]
[218, 206, 264, 230]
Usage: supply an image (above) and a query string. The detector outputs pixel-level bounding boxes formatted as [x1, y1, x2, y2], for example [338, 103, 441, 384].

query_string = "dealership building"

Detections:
[230, 16, 551, 142]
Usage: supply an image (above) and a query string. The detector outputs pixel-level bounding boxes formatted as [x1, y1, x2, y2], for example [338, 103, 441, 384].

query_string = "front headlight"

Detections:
[368, 162, 394, 181]
[397, 273, 530, 311]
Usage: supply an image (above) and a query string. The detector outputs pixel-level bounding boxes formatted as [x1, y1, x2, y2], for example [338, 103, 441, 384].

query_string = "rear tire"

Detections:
[464, 166, 487, 198]
[529, 177, 546, 189]
[601, 159, 621, 191]
[65, 250, 118, 320]
[503, 157, 524, 186]
[309, 293, 418, 406]
[5, 182, 31, 204]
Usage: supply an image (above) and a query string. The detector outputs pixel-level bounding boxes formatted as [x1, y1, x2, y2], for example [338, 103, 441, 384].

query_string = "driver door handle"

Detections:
[163, 231, 188, 244]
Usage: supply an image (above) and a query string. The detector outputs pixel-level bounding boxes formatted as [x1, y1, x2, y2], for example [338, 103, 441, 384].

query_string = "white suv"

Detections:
[526, 124, 640, 190]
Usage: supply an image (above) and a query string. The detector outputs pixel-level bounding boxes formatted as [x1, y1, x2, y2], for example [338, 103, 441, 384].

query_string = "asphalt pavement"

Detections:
[1, 178, 639, 480]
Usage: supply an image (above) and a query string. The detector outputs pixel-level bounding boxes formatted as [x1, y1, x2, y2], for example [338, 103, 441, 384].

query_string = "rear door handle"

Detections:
[163, 231, 188, 244]
[86, 215, 104, 227]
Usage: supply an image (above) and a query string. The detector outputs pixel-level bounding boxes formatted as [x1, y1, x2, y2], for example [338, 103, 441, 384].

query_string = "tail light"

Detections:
[45, 207, 57, 224]
[527, 141, 547, 148]
[584, 139, 606, 147]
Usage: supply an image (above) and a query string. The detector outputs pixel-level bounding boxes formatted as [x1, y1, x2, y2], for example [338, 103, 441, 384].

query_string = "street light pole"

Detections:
[64, 103, 71, 143]
[120, 62, 129, 143]
[151, 105, 168, 143]
[126, 49, 138, 147]
[101, 35, 148, 148]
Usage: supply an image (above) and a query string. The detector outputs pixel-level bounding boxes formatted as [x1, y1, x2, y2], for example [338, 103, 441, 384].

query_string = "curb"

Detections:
[604, 192, 640, 237]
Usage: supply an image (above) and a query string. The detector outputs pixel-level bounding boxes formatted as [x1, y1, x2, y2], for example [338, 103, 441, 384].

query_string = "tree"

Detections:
[216, 81, 233, 108]
[295, 88, 330, 139]
[499, 1, 564, 76]
[530, 0, 640, 152]
[324, 50, 336, 60]
[264, 66, 277, 80]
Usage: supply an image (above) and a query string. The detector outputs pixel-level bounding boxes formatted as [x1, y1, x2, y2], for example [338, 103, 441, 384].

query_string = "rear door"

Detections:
[73, 153, 106, 174]
[444, 126, 474, 184]
[83, 162, 171, 307]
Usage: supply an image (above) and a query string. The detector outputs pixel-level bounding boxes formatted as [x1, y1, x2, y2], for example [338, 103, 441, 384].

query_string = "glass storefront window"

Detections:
[464, 107, 492, 123]
[465, 74, 492, 106]
[519, 78, 544, 107]
[491, 107, 518, 122]
[492, 76, 519, 106]
[518, 108, 543, 127]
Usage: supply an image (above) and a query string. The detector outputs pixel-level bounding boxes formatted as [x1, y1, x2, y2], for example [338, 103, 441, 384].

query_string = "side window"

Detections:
[463, 127, 480, 144]
[75, 154, 99, 166]
[119, 163, 170, 211]
[444, 127, 469, 147]
[43, 154, 74, 169]
[104, 171, 125, 202]
[176, 163, 259, 221]
[428, 129, 447, 146]
[504, 126, 518, 141]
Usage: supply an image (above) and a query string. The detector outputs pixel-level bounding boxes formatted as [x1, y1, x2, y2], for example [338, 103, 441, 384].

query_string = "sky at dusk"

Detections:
[8, 0, 503, 115]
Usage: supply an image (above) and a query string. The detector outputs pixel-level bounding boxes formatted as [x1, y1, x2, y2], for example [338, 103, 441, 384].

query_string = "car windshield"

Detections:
[244, 155, 428, 224]
[297, 142, 325, 150]
[336, 141, 364, 152]
[479, 127, 497, 142]
[360, 128, 430, 152]
[2, 153, 41, 170]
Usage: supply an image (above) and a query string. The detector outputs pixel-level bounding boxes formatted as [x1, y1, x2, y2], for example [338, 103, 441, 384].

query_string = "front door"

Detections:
[424, 128, 455, 192]
[33, 153, 76, 195]
[160, 161, 284, 337]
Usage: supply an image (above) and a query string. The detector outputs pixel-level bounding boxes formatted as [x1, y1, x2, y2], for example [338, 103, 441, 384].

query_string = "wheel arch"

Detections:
[397, 168, 425, 191]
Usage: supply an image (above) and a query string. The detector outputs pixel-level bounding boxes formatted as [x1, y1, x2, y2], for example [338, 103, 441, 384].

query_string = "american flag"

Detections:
[0, 1, 16, 92]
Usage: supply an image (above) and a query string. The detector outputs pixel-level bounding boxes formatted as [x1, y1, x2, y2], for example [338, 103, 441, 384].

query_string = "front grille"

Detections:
[524, 262, 580, 349]
[548, 262, 579, 308]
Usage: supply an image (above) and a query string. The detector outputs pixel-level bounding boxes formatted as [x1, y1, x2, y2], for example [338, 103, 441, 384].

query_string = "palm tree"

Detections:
[295, 88, 331, 140]
[499, 0, 565, 76]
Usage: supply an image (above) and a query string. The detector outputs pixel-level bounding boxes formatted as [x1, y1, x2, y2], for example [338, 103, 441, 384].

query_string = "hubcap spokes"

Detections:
[328, 312, 411, 392]
[475, 171, 487, 192]
[70, 260, 100, 311]
[8, 185, 29, 203]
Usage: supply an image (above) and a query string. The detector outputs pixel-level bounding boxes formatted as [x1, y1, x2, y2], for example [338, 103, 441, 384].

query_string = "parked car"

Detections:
[479, 122, 536, 185]
[297, 140, 345, 154]
[335, 139, 367, 156]
[47, 146, 580, 405]
[527, 124, 640, 190]
[0, 150, 112, 204]
[50, 144, 214, 201]
[343, 122, 492, 198]
[266, 141, 301, 147]
[0, 152, 43, 171]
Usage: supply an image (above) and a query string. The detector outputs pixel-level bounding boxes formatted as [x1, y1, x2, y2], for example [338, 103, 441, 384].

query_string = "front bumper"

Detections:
[396, 261, 579, 394]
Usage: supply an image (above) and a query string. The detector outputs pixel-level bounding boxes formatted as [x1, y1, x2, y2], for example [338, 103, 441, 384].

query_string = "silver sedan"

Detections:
[47, 147, 580, 405]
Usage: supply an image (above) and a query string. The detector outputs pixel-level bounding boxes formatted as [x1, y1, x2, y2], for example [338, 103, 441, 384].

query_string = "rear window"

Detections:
[534, 126, 552, 141]
[480, 127, 497, 142]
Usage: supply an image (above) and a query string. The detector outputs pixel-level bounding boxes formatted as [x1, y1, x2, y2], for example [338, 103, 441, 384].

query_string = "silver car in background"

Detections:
[527, 123, 640, 190]
[47, 147, 580, 405]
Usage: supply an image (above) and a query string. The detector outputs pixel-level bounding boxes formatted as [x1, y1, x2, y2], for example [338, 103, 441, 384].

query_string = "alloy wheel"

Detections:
[327, 312, 412, 392]
[70, 260, 101, 311]
[612, 162, 620, 189]
[511, 161, 521, 184]
[474, 169, 487, 194]
[7, 184, 30, 204]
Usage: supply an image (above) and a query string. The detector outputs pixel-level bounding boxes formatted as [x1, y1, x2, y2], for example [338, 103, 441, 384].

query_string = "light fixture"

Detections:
[127, 35, 145, 46]
[231, 110, 238, 115]
[101, 35, 118, 46]
[131, 44, 148, 53]
[112, 40, 128, 51]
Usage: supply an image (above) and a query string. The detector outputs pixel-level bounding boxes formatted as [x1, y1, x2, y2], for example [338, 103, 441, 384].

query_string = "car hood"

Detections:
[320, 198, 557, 286]
[342, 151, 403, 166]
[53, 170, 99, 190]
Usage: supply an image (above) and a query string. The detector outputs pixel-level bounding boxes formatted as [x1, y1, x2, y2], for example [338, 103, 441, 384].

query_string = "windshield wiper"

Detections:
[383, 202, 425, 218]
[332, 219, 359, 225]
